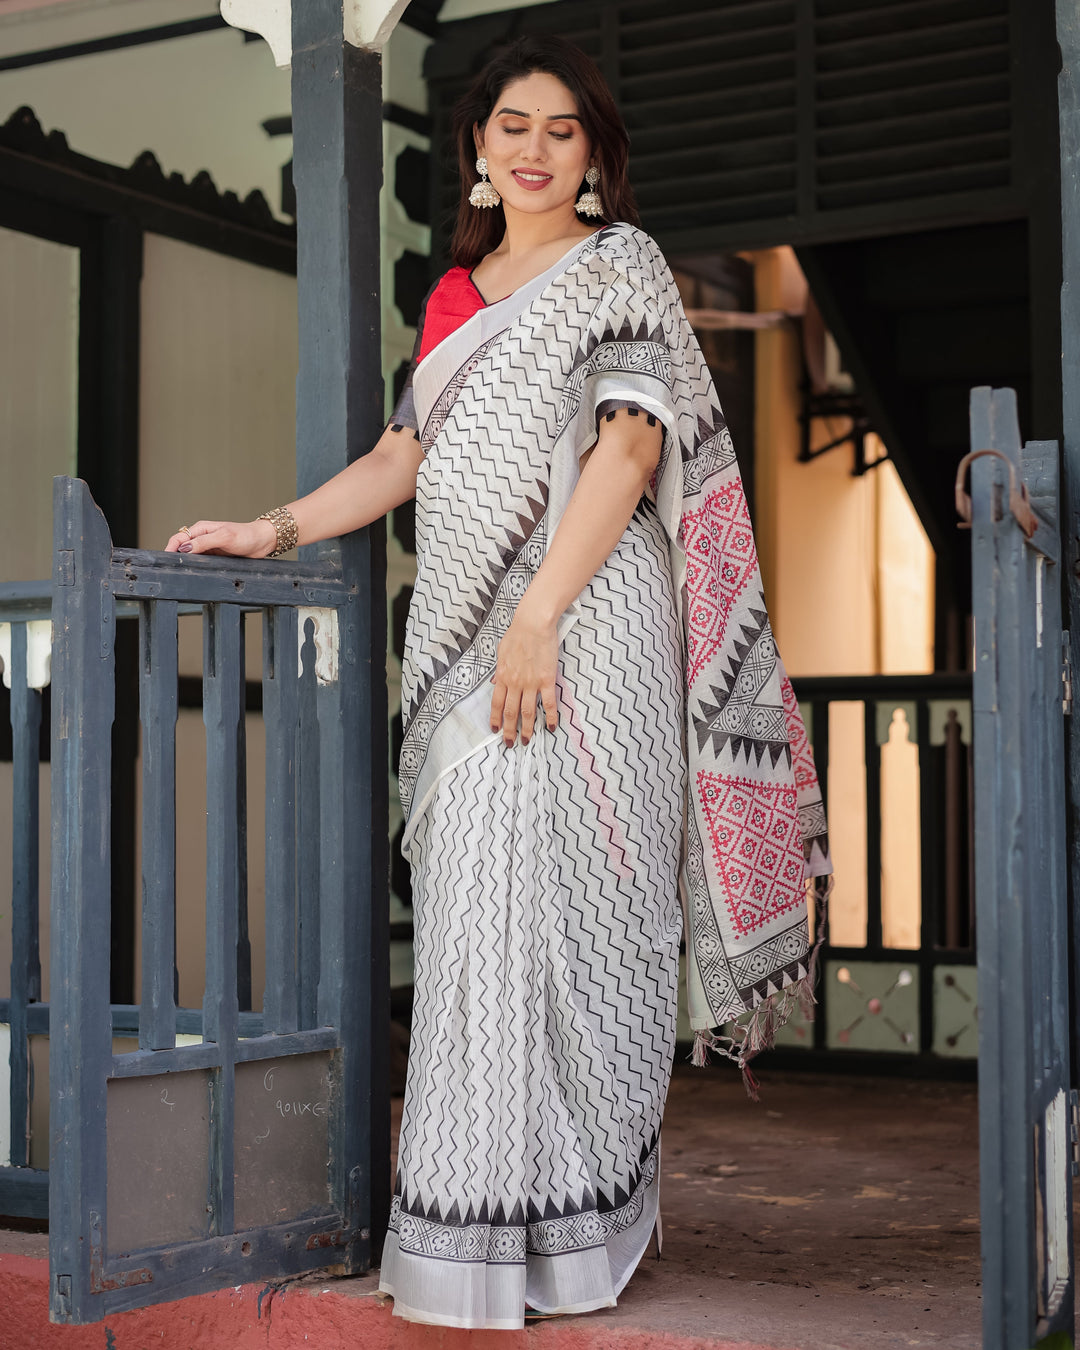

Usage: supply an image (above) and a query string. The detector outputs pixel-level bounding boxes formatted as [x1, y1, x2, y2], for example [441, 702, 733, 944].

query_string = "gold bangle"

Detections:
[258, 506, 299, 558]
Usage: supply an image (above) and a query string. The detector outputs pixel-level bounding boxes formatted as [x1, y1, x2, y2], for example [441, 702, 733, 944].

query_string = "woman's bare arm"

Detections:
[490, 408, 663, 746]
[164, 425, 425, 556]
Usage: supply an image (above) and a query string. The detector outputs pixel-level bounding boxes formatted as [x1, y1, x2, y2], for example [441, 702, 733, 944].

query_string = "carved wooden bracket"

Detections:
[220, 0, 411, 65]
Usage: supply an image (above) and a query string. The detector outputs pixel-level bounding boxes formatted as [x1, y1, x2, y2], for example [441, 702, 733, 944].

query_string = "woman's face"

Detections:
[475, 71, 593, 219]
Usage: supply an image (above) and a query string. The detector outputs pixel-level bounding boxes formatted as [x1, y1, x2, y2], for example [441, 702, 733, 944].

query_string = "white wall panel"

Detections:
[138, 233, 297, 557]
[0, 225, 78, 582]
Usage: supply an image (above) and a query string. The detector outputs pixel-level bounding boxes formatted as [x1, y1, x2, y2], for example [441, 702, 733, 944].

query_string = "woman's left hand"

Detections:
[490, 608, 559, 747]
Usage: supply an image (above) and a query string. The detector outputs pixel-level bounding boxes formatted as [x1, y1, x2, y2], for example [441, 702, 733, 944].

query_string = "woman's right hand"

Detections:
[164, 518, 278, 557]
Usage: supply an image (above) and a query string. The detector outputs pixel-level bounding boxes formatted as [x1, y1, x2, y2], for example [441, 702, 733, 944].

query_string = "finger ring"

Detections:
[178, 525, 191, 535]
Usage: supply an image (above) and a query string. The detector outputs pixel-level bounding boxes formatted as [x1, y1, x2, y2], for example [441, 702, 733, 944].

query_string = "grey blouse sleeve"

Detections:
[388, 279, 439, 435]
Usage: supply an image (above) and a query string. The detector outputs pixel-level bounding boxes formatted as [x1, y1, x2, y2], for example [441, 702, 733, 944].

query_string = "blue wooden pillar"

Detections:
[48, 479, 116, 1320]
[1058, 0, 1080, 1072]
[290, 0, 391, 1257]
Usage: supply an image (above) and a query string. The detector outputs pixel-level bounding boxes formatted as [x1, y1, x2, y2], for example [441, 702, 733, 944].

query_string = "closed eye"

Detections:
[500, 126, 575, 140]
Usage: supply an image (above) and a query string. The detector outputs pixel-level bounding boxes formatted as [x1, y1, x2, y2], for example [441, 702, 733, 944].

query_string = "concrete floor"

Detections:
[617, 1065, 982, 1349]
[0, 1066, 990, 1348]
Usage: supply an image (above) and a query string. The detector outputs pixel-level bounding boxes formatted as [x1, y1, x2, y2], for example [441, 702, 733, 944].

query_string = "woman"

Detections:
[167, 35, 830, 1330]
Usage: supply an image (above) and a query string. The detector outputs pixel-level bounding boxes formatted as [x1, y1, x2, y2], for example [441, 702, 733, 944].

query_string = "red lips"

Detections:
[511, 169, 553, 191]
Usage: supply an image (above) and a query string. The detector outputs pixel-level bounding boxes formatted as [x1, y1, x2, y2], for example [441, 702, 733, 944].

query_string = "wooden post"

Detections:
[970, 388, 1074, 1346]
[970, 391, 1037, 1349]
[1058, 0, 1080, 1084]
[290, 0, 390, 1265]
[48, 478, 116, 1322]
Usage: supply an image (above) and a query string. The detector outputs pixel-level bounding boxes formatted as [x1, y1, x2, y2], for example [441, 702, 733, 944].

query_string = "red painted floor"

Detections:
[1, 1068, 989, 1348]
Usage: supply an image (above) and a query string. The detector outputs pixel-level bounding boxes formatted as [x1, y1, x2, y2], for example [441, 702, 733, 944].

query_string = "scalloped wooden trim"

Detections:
[0, 105, 294, 239]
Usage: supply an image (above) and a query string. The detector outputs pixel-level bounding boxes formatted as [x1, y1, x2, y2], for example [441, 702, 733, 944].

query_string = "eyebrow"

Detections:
[496, 106, 581, 121]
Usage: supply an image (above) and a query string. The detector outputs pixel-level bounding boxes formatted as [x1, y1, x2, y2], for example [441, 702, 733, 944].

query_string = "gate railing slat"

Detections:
[297, 618, 321, 1031]
[236, 615, 252, 1013]
[862, 697, 883, 951]
[202, 601, 242, 1239]
[109, 548, 351, 607]
[263, 605, 299, 1035]
[138, 598, 178, 1052]
[9, 622, 42, 1168]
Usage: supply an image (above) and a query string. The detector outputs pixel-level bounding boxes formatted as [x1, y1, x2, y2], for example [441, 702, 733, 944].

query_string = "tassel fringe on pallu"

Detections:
[691, 876, 833, 1101]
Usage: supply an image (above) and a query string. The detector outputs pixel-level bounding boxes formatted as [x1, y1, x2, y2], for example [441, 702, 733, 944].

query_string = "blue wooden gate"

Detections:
[47, 476, 386, 1322]
[961, 387, 1074, 1348]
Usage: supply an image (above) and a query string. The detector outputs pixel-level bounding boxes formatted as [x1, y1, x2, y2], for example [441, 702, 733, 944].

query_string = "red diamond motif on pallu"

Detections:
[683, 481, 756, 689]
[780, 671, 817, 794]
[697, 773, 805, 937]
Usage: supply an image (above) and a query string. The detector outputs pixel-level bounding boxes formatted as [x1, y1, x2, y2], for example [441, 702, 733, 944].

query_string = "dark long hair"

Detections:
[449, 35, 640, 269]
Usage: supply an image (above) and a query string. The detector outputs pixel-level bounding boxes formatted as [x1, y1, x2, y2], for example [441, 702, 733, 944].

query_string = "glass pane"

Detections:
[106, 1069, 212, 1252]
[28, 1033, 49, 1170]
[234, 1053, 332, 1230]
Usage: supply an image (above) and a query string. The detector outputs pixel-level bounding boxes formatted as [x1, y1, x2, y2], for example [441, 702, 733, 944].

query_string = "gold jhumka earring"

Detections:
[575, 166, 602, 217]
[469, 157, 501, 209]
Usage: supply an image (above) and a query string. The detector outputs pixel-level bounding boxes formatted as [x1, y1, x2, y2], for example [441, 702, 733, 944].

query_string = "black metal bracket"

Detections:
[798, 386, 884, 476]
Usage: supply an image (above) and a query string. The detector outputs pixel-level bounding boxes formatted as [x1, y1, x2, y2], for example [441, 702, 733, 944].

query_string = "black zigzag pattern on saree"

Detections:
[420, 334, 499, 456]
[389, 1140, 659, 1266]
[397, 479, 549, 815]
[692, 600, 792, 768]
[799, 801, 829, 862]
[555, 261, 738, 506]
[686, 807, 810, 1015]
[395, 526, 680, 1272]
[397, 221, 822, 1054]
[399, 318, 559, 814]
[682, 415, 738, 496]
[400, 239, 649, 815]
[546, 510, 682, 1141]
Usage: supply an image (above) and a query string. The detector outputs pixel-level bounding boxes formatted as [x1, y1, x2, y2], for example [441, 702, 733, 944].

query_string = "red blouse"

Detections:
[417, 267, 493, 362]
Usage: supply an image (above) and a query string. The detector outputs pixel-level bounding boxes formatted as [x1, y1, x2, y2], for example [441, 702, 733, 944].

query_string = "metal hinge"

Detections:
[1064, 632, 1073, 716]
[1070, 1089, 1079, 1175]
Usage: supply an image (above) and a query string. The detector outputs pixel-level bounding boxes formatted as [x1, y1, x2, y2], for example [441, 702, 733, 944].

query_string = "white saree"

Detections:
[378, 224, 831, 1329]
